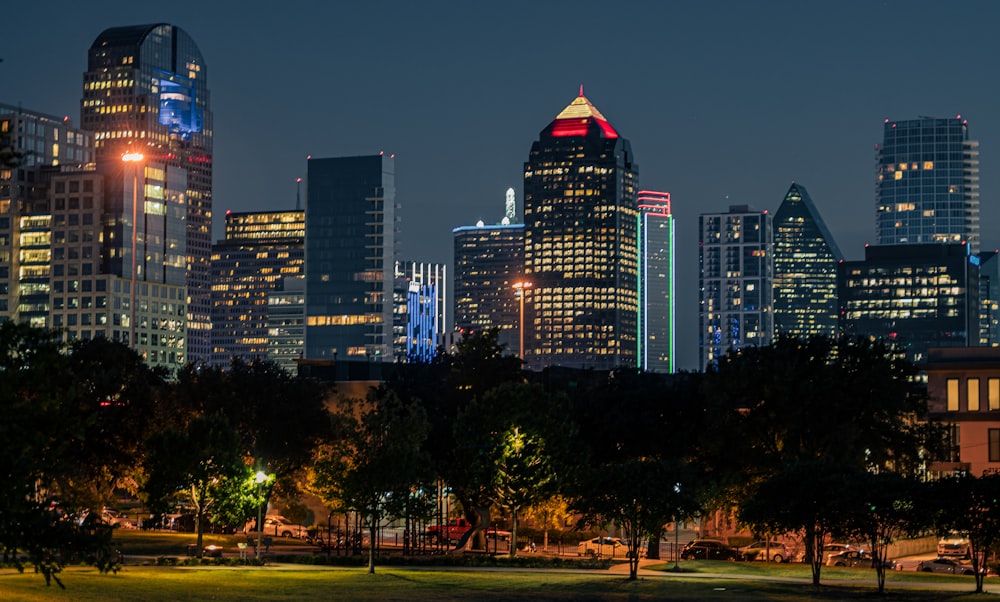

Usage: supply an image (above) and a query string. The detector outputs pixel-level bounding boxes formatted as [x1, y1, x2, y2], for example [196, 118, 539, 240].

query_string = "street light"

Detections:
[255, 470, 269, 560]
[121, 151, 144, 350]
[512, 281, 533, 360]
[673, 482, 682, 571]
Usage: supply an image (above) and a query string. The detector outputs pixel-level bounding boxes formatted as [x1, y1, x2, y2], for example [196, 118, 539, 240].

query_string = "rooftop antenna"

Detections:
[295, 177, 302, 210]
[579, 83, 584, 97]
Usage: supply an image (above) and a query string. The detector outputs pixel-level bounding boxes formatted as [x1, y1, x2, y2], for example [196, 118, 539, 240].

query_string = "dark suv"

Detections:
[681, 539, 740, 561]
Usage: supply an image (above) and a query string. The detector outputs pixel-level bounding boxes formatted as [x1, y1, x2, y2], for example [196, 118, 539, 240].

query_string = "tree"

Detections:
[389, 329, 523, 550]
[522, 495, 573, 552]
[311, 387, 429, 573]
[567, 369, 706, 579]
[0, 322, 120, 586]
[928, 474, 1000, 593]
[143, 411, 246, 556]
[703, 335, 936, 580]
[841, 472, 927, 593]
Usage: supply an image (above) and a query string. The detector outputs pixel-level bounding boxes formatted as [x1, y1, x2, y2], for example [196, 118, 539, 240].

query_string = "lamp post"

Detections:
[121, 152, 144, 350]
[255, 470, 268, 560]
[512, 281, 533, 360]
[673, 482, 682, 571]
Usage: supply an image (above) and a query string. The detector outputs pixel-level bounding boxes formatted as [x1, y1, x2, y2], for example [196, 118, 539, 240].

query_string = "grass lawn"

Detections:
[1, 563, 997, 601]
[111, 530, 314, 557]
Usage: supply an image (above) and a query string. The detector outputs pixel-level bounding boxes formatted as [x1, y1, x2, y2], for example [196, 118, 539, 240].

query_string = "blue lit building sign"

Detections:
[157, 72, 203, 137]
[407, 281, 438, 363]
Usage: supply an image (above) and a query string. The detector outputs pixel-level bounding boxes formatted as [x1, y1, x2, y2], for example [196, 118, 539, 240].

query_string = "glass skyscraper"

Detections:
[773, 183, 843, 338]
[81, 24, 214, 363]
[523, 91, 639, 371]
[699, 205, 773, 370]
[305, 154, 395, 361]
[638, 191, 675, 373]
[876, 117, 979, 252]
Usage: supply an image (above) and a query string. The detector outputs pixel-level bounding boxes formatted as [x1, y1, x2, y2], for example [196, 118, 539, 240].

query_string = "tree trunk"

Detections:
[368, 522, 377, 574]
[510, 511, 519, 557]
[193, 484, 204, 558]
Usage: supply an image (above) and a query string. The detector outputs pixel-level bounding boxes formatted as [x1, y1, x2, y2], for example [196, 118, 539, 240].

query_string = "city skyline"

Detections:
[5, 1, 1000, 370]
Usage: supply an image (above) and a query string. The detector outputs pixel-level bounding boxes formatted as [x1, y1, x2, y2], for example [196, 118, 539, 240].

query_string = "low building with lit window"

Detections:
[838, 243, 979, 364]
[924, 347, 1000, 477]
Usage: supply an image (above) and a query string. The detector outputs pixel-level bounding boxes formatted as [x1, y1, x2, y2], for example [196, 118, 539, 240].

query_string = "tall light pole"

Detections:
[673, 482, 682, 571]
[512, 281, 533, 360]
[255, 470, 268, 560]
[121, 152, 144, 350]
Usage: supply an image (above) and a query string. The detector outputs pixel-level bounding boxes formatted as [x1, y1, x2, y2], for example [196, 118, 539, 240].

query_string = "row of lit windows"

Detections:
[306, 314, 382, 326]
[946, 377, 1000, 412]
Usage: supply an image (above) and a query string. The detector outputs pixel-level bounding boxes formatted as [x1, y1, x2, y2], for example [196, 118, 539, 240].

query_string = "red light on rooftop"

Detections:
[884, 118, 889, 123]
[296, 177, 302, 183]
[226, 210, 231, 216]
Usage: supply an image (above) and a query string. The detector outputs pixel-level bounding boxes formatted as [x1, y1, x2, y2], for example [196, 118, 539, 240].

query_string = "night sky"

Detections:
[5, 1, 1000, 370]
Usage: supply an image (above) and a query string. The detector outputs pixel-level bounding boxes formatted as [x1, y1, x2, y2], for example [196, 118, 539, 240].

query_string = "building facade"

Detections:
[394, 261, 447, 363]
[838, 243, 979, 364]
[0, 104, 94, 322]
[305, 154, 395, 361]
[210, 210, 305, 368]
[924, 347, 1000, 478]
[637, 190, 675, 373]
[699, 205, 774, 370]
[978, 251, 1000, 347]
[452, 221, 525, 356]
[523, 91, 639, 371]
[876, 117, 979, 252]
[267, 276, 305, 374]
[773, 182, 843, 338]
[81, 23, 214, 363]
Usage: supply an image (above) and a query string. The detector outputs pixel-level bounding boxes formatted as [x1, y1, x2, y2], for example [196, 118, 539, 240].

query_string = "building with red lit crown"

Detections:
[522, 90, 638, 371]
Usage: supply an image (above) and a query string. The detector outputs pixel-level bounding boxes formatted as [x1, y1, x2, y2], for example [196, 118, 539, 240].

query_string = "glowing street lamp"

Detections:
[512, 281, 533, 360]
[121, 152, 144, 350]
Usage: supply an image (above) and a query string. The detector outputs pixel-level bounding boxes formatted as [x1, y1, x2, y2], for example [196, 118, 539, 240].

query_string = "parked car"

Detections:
[937, 533, 971, 558]
[740, 540, 788, 563]
[259, 515, 309, 539]
[822, 543, 856, 564]
[577, 537, 642, 559]
[681, 539, 740, 561]
[100, 509, 136, 529]
[425, 518, 473, 543]
[826, 549, 896, 569]
[916, 557, 982, 575]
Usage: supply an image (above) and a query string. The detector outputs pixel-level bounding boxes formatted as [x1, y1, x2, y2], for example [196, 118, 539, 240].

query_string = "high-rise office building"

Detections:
[81, 24, 214, 363]
[1, 103, 94, 322]
[637, 190, 675, 373]
[773, 183, 843, 338]
[876, 117, 979, 252]
[699, 205, 774, 370]
[523, 90, 638, 371]
[453, 189, 526, 356]
[838, 243, 979, 364]
[210, 210, 305, 368]
[305, 154, 395, 361]
[978, 251, 1000, 347]
[267, 276, 305, 374]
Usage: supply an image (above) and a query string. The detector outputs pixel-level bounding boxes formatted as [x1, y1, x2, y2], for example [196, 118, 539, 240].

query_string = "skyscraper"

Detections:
[393, 261, 447, 363]
[838, 243, 979, 364]
[523, 90, 638, 371]
[81, 24, 214, 363]
[699, 205, 774, 370]
[773, 183, 843, 338]
[210, 210, 305, 368]
[637, 190, 675, 373]
[876, 117, 979, 252]
[453, 189, 526, 356]
[305, 154, 395, 361]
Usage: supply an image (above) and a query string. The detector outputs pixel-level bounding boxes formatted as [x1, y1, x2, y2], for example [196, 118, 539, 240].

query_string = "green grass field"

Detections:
[1, 562, 996, 602]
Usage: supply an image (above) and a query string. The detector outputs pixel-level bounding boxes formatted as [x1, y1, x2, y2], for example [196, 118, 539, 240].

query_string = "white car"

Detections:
[937, 534, 971, 558]
[577, 537, 643, 559]
[248, 515, 309, 539]
[740, 540, 788, 563]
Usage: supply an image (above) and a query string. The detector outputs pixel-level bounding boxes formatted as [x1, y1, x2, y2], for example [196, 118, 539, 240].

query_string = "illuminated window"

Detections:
[968, 378, 981, 411]
[894, 171, 903, 180]
[946, 378, 959, 411]
[991, 429, 1000, 463]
